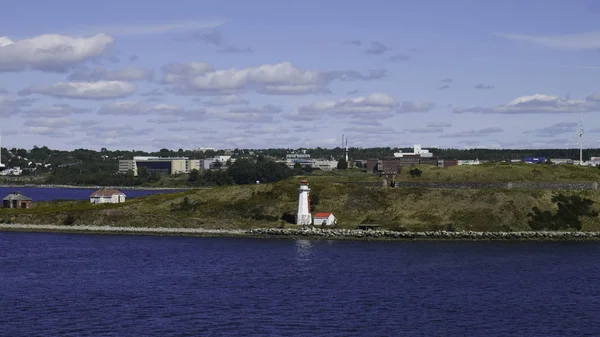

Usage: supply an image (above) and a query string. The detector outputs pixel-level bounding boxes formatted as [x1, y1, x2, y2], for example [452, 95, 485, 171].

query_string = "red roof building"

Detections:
[313, 211, 336, 226]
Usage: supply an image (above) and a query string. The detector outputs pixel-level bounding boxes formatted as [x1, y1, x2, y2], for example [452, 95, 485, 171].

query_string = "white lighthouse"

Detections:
[297, 180, 312, 226]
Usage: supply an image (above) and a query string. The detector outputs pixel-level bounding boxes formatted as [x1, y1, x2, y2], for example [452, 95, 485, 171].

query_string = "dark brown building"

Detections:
[366, 159, 379, 173]
[438, 159, 458, 168]
[418, 158, 439, 166]
[380, 159, 402, 174]
[3, 192, 33, 209]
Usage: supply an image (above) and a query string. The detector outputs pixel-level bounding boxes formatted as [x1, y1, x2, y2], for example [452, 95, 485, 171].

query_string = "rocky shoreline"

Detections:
[2, 224, 600, 241]
[0, 184, 193, 191]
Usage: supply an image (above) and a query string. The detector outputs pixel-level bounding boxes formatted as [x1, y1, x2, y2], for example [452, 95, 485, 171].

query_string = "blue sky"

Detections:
[2, 0, 600, 151]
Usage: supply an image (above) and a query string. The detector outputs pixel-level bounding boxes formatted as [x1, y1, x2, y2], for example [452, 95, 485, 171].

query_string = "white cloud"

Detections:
[454, 94, 598, 114]
[343, 125, 396, 134]
[21, 104, 90, 117]
[397, 101, 436, 113]
[284, 93, 399, 121]
[164, 62, 386, 96]
[25, 127, 70, 138]
[0, 96, 34, 116]
[97, 101, 183, 116]
[524, 122, 579, 137]
[0, 34, 114, 72]
[439, 127, 504, 138]
[161, 62, 215, 84]
[427, 122, 452, 128]
[90, 19, 226, 37]
[203, 105, 282, 123]
[84, 125, 153, 138]
[203, 94, 249, 106]
[257, 85, 332, 95]
[24, 117, 78, 128]
[404, 127, 444, 133]
[68, 67, 153, 81]
[494, 31, 600, 50]
[19, 81, 136, 99]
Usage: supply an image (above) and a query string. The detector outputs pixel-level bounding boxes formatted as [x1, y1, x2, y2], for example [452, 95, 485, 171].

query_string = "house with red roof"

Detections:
[90, 189, 126, 204]
[313, 212, 336, 226]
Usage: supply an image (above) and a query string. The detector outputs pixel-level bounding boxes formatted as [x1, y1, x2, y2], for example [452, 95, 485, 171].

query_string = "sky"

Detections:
[2, 0, 600, 151]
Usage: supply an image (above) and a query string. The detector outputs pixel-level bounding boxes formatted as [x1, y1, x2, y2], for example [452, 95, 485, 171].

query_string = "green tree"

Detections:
[528, 194, 599, 230]
[188, 169, 200, 183]
[337, 158, 348, 170]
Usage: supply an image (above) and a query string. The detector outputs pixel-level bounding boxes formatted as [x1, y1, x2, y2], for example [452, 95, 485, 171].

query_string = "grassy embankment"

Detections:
[3, 163, 600, 231]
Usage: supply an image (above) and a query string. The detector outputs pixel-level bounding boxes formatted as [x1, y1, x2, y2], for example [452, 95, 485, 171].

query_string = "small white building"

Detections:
[90, 189, 126, 204]
[313, 212, 336, 226]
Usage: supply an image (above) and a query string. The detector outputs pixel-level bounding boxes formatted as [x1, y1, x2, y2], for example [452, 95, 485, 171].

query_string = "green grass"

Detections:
[395, 163, 600, 182]
[3, 175, 600, 231]
[3, 164, 600, 231]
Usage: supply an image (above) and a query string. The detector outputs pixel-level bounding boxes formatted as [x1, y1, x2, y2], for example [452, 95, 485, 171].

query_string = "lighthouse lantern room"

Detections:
[296, 180, 312, 225]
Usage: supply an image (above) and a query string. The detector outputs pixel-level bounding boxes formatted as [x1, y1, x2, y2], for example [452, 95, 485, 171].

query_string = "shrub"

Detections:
[63, 213, 75, 226]
[409, 168, 422, 177]
[528, 194, 598, 230]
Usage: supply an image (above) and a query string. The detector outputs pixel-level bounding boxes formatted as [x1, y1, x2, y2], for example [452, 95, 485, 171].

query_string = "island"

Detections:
[2, 162, 600, 241]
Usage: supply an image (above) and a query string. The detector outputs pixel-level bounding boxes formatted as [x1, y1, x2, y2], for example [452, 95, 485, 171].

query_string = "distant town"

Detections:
[1, 143, 599, 178]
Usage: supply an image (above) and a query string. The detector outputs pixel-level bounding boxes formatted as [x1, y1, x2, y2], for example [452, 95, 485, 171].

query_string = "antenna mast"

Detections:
[345, 136, 348, 162]
[578, 113, 584, 165]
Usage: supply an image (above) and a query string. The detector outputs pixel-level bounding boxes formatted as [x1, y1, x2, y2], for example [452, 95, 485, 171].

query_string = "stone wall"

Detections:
[343, 181, 600, 190]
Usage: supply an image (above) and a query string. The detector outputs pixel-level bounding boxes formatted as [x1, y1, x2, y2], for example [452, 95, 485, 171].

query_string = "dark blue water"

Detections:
[1, 233, 600, 336]
[0, 187, 181, 201]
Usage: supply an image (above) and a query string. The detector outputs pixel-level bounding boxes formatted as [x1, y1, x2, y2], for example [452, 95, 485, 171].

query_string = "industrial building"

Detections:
[118, 156, 201, 176]
[394, 144, 433, 158]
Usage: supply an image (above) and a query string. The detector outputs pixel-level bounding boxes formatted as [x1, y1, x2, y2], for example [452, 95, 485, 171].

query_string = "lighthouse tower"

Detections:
[296, 180, 312, 225]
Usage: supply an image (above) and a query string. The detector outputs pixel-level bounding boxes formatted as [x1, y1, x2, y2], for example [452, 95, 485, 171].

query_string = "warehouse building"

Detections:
[118, 156, 201, 176]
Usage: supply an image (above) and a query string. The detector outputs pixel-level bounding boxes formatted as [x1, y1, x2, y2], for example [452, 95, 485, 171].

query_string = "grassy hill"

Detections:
[3, 163, 600, 232]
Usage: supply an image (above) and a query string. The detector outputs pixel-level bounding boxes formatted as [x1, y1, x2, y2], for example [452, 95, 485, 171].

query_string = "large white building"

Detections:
[394, 144, 433, 158]
[118, 156, 201, 176]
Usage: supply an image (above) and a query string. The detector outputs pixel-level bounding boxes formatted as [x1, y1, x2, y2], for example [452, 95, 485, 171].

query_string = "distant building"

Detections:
[312, 159, 338, 170]
[458, 159, 481, 166]
[550, 158, 573, 165]
[2, 192, 32, 209]
[119, 156, 202, 176]
[201, 156, 232, 170]
[286, 153, 312, 168]
[394, 144, 433, 158]
[523, 157, 546, 164]
[313, 212, 336, 226]
[90, 189, 126, 204]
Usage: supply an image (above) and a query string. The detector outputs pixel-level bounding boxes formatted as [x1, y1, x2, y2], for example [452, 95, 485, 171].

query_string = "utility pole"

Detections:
[578, 113, 584, 166]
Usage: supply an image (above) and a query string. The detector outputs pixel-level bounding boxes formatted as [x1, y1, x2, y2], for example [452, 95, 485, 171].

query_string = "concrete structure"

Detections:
[286, 153, 312, 168]
[550, 158, 574, 165]
[119, 156, 198, 176]
[312, 159, 338, 170]
[296, 180, 312, 226]
[313, 212, 336, 226]
[458, 159, 481, 166]
[2, 192, 32, 209]
[200, 156, 232, 170]
[119, 159, 137, 175]
[394, 144, 433, 158]
[189, 159, 201, 171]
[90, 189, 126, 204]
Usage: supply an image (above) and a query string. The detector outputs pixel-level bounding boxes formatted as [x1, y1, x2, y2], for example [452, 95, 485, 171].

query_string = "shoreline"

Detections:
[0, 184, 195, 191]
[3, 224, 600, 241]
